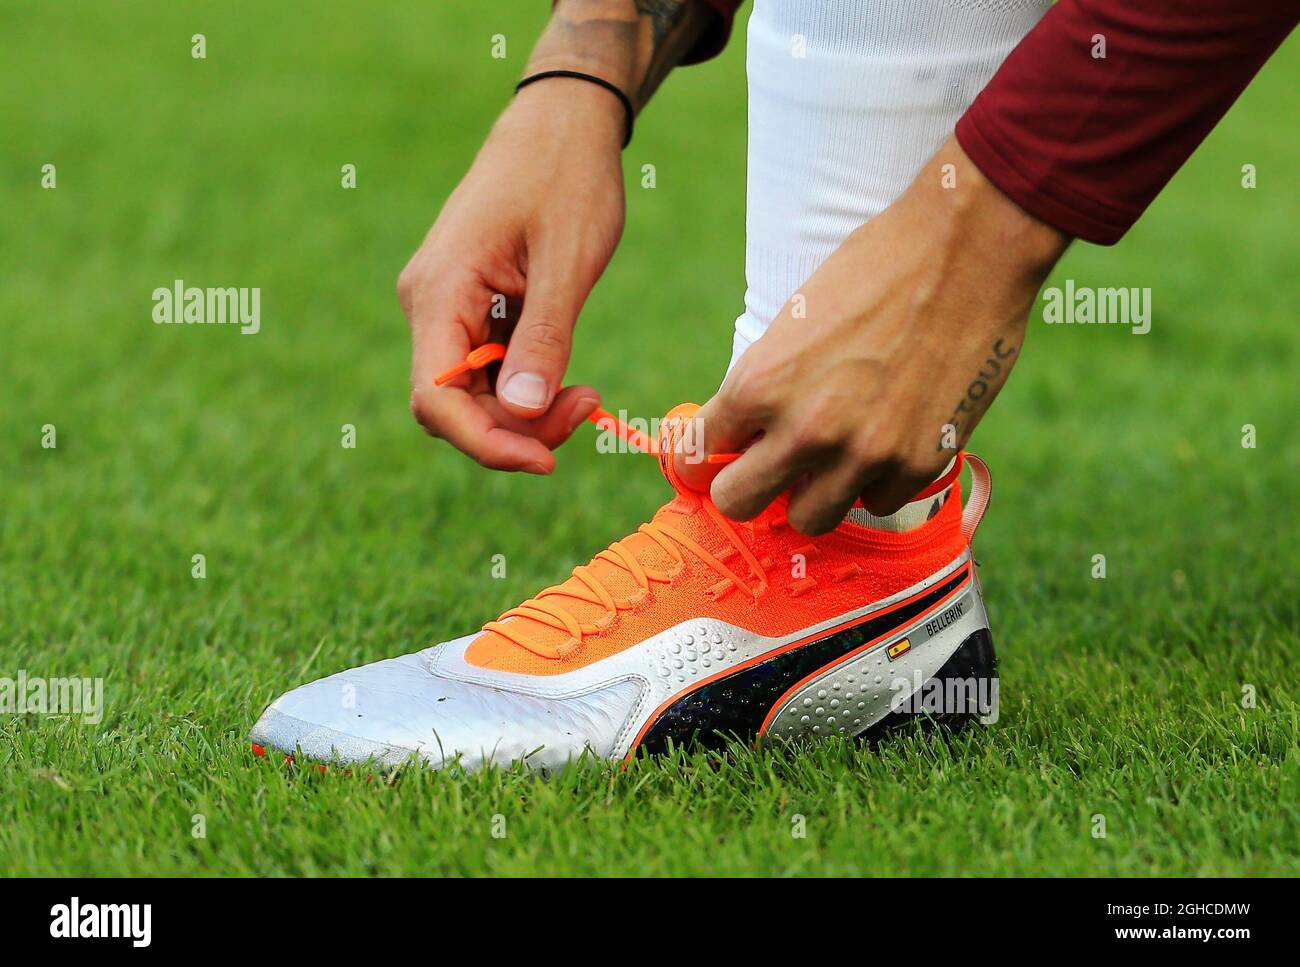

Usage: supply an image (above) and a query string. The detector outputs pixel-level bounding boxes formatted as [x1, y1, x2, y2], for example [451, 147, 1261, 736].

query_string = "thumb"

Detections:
[497, 257, 580, 419]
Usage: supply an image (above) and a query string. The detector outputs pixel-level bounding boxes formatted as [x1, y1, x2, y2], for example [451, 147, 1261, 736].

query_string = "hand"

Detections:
[682, 136, 1069, 534]
[400, 79, 626, 473]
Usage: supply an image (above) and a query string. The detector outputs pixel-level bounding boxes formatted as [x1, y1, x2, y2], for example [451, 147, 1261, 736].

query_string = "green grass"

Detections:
[2, 1, 1297, 876]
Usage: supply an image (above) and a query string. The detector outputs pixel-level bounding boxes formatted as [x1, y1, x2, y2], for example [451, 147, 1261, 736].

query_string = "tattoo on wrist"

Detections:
[938, 337, 1018, 451]
[532, 0, 709, 111]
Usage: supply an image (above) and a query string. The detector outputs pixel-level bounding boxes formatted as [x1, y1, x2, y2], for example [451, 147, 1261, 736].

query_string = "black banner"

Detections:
[0, 877, 1279, 952]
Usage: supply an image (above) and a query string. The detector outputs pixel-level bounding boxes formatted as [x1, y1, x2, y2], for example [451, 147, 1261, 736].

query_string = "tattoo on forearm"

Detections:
[532, 0, 711, 110]
[633, 0, 692, 104]
[938, 337, 1018, 451]
[636, 0, 688, 48]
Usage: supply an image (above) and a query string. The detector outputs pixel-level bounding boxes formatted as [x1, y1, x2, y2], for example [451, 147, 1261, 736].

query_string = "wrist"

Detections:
[506, 75, 627, 153]
[524, 51, 635, 100]
[964, 158, 1068, 277]
[915, 136, 1069, 284]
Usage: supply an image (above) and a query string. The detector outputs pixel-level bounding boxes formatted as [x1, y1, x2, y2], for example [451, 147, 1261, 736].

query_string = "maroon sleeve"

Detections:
[683, 0, 746, 65]
[955, 0, 1298, 244]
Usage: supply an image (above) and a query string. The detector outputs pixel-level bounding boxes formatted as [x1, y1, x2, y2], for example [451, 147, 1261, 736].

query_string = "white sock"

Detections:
[847, 487, 948, 532]
[724, 0, 1046, 530]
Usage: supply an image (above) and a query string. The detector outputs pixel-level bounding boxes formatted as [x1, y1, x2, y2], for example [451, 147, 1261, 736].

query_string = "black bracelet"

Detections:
[515, 70, 634, 149]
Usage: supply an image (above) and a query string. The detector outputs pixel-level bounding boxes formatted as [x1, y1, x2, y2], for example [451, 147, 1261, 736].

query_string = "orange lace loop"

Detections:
[655, 404, 702, 492]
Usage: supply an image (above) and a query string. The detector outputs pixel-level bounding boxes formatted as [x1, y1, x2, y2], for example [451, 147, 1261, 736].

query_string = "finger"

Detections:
[699, 365, 770, 452]
[857, 467, 936, 518]
[411, 385, 555, 474]
[404, 271, 494, 385]
[708, 432, 809, 522]
[787, 463, 879, 536]
[496, 250, 584, 419]
[673, 380, 768, 492]
[477, 384, 602, 450]
[405, 271, 558, 471]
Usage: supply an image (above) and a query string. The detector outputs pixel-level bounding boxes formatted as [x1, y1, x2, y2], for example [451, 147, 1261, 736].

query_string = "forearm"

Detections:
[526, 0, 719, 111]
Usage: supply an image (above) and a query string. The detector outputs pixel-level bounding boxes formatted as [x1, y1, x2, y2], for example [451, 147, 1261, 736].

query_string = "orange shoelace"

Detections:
[483, 499, 769, 659]
[435, 345, 966, 659]
[435, 342, 736, 463]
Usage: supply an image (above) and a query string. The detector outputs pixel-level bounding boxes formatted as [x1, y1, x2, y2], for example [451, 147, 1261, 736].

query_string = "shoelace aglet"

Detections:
[433, 343, 507, 386]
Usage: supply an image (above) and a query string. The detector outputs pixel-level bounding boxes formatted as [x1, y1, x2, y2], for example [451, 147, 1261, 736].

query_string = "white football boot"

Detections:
[251, 436, 996, 771]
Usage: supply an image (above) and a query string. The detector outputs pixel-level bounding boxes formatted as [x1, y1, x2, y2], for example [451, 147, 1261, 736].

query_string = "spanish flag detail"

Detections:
[887, 638, 913, 661]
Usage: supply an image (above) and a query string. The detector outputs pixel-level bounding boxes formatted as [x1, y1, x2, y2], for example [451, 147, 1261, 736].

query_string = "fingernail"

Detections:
[500, 372, 549, 409]
[569, 397, 600, 432]
[525, 462, 550, 475]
